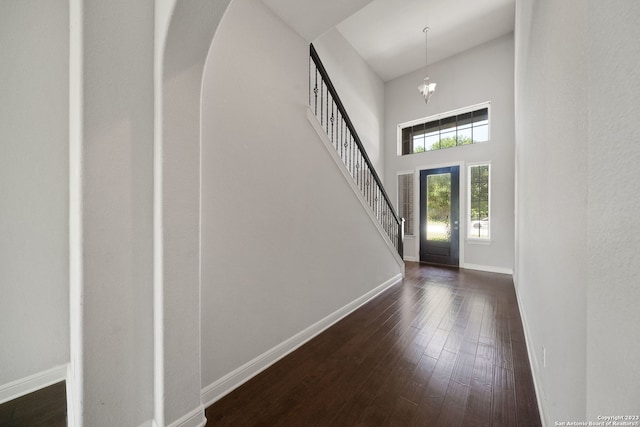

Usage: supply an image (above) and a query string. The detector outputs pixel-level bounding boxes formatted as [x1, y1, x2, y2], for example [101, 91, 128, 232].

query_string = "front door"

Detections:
[419, 166, 460, 266]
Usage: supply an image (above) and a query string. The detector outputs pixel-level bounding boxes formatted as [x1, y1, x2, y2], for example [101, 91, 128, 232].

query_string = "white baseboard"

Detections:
[403, 256, 419, 262]
[461, 263, 513, 275]
[167, 404, 206, 427]
[512, 274, 548, 427]
[0, 364, 68, 405]
[201, 273, 403, 407]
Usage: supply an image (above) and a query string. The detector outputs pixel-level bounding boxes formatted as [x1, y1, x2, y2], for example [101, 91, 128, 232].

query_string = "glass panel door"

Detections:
[420, 166, 460, 266]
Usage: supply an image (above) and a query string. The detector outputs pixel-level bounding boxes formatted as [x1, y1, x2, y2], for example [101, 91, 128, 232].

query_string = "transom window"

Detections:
[400, 105, 489, 155]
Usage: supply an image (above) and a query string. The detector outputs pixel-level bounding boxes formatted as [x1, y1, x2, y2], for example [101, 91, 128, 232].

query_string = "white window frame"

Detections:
[397, 101, 491, 156]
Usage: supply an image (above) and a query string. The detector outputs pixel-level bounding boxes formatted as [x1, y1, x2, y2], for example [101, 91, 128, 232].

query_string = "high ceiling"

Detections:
[262, 0, 515, 83]
[337, 0, 515, 82]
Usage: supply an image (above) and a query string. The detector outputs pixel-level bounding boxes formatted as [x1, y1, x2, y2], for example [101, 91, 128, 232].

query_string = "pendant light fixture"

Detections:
[418, 26, 436, 104]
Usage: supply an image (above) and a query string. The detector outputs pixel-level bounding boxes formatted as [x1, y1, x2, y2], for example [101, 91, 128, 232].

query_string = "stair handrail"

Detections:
[309, 43, 403, 257]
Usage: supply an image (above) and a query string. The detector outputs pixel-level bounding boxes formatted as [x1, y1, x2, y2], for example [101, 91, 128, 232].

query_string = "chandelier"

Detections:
[418, 26, 436, 104]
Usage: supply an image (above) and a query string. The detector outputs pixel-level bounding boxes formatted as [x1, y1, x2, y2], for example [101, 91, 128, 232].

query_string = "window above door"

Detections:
[398, 102, 490, 156]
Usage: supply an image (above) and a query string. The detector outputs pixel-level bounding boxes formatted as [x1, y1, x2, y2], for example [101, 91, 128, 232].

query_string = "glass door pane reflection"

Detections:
[426, 173, 451, 242]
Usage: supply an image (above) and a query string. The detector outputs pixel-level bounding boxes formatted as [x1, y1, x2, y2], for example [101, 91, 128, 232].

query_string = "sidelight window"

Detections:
[397, 173, 414, 236]
[468, 163, 490, 240]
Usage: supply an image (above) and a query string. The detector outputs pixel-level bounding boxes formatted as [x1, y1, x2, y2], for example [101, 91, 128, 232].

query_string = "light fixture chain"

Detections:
[418, 26, 436, 104]
[424, 27, 430, 72]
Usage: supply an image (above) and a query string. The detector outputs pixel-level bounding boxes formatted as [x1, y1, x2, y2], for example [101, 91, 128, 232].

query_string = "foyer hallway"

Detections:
[205, 262, 541, 426]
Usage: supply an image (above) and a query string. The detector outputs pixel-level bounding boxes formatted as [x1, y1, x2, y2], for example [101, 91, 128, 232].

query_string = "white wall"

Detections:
[586, 0, 640, 419]
[0, 0, 69, 386]
[313, 29, 386, 175]
[76, 1, 155, 425]
[158, 0, 232, 424]
[201, 0, 402, 394]
[514, 1, 588, 422]
[515, 0, 640, 423]
[384, 34, 515, 272]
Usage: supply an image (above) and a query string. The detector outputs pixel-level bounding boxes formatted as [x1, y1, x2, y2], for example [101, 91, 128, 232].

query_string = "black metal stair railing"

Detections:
[309, 44, 403, 258]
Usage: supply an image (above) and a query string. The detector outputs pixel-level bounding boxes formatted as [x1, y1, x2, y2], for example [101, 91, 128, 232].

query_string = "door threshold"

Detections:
[418, 261, 460, 269]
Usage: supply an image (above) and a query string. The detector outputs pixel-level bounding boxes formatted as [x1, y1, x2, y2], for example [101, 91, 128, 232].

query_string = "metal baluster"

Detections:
[359, 153, 363, 191]
[392, 216, 396, 249]
[324, 83, 327, 129]
[360, 156, 369, 194]
[335, 105, 339, 146]
[362, 156, 369, 194]
[374, 189, 378, 221]
[365, 171, 369, 206]
[350, 134, 354, 176]
[314, 68, 318, 115]
[339, 115, 342, 152]
[394, 217, 398, 249]
[334, 104, 338, 145]
[339, 113, 343, 151]
[367, 171, 372, 207]
[340, 121, 347, 163]
[331, 102, 335, 144]
[345, 135, 349, 176]
[348, 134, 352, 175]
[356, 153, 360, 189]
[378, 196, 382, 222]
[335, 114, 342, 152]
[345, 132, 349, 173]
[369, 171, 373, 208]
[340, 121, 344, 160]
[325, 84, 329, 134]
[345, 133, 350, 173]
[370, 172, 373, 209]
[356, 152, 360, 189]
[384, 205, 388, 236]
[320, 79, 323, 126]
[308, 56, 311, 107]
[360, 153, 363, 191]
[352, 137, 356, 180]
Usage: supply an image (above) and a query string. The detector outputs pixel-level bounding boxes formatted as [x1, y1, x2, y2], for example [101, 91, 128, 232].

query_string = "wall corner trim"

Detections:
[201, 273, 403, 407]
[167, 404, 206, 427]
[0, 364, 68, 405]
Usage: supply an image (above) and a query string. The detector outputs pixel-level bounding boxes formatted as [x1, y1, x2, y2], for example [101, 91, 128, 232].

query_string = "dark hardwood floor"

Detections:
[205, 262, 541, 426]
[0, 264, 540, 426]
[0, 381, 66, 427]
